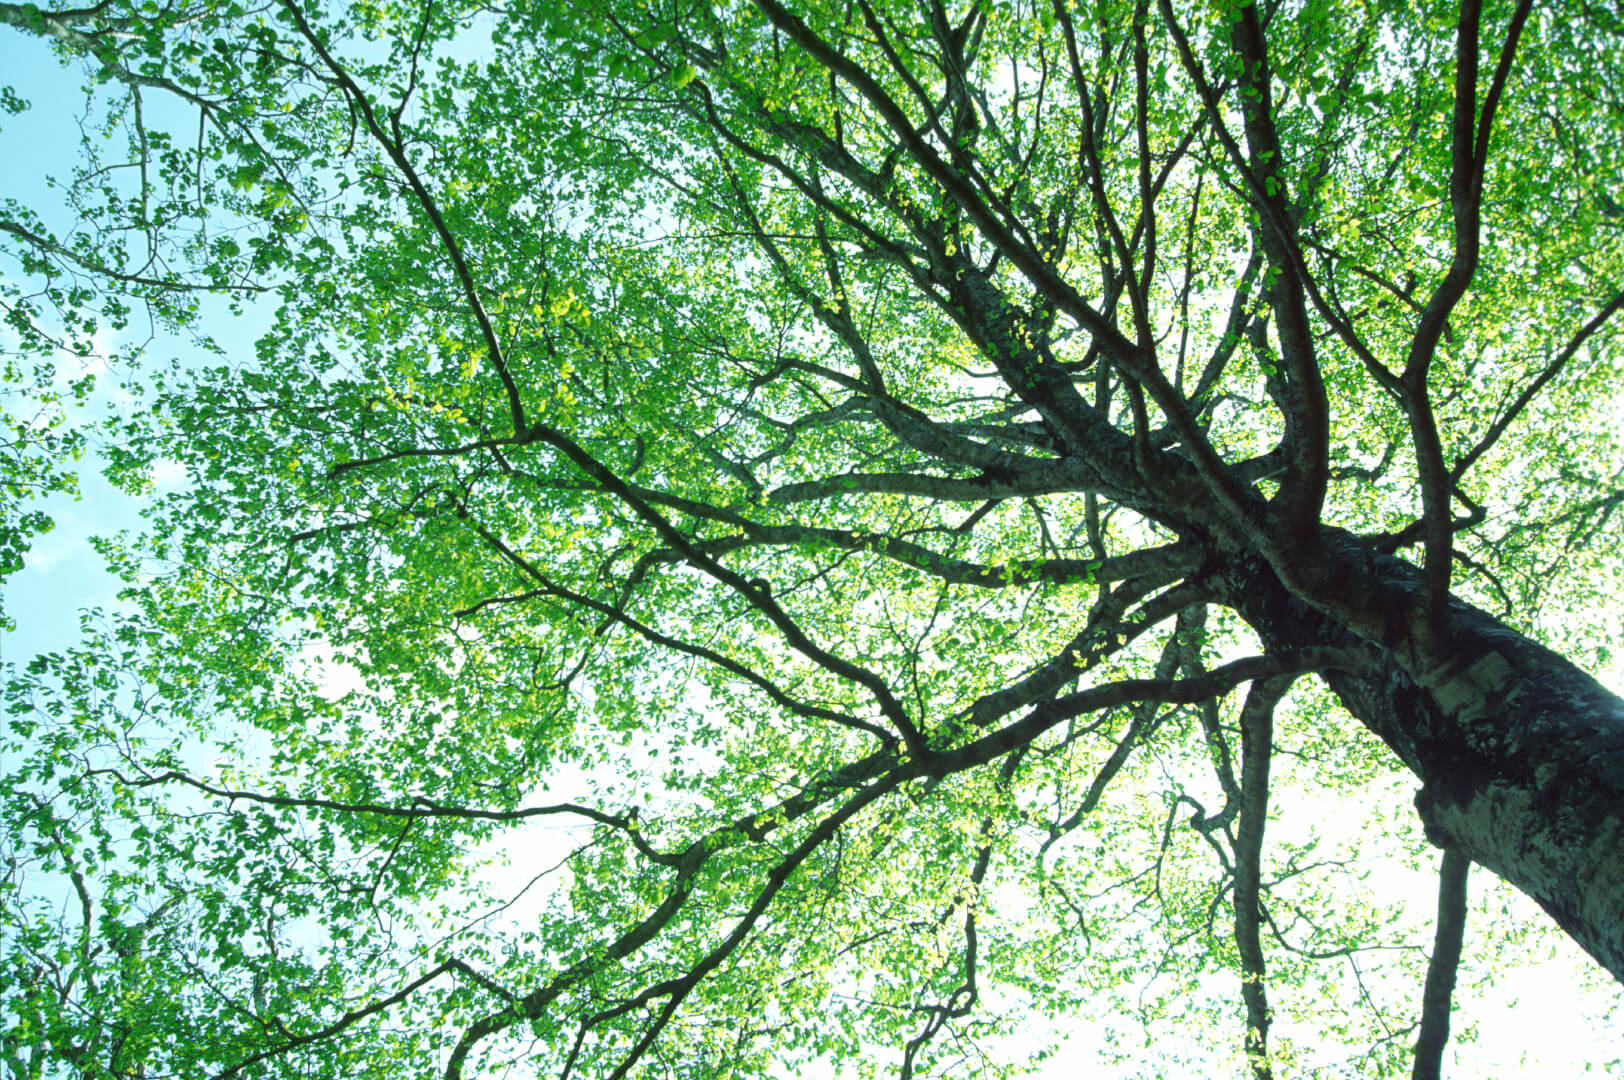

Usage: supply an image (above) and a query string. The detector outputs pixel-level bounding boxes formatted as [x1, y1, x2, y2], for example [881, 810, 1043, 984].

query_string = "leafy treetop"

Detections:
[2, 0, 1622, 1077]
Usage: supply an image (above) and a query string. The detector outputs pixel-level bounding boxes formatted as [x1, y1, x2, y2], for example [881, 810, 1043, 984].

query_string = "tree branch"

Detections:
[1234, 674, 1292, 1080]
[277, 0, 530, 437]
[1412, 849, 1470, 1080]
[1404, 0, 1535, 643]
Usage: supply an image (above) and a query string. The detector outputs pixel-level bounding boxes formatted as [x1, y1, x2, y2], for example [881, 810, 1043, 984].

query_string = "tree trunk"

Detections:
[1226, 535, 1624, 982]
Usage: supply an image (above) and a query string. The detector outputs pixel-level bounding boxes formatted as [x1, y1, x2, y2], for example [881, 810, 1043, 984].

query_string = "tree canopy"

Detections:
[3, 0, 1623, 1076]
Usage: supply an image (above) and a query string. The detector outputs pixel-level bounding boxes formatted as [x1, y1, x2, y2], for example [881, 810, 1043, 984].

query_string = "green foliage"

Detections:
[2, 0, 1622, 1077]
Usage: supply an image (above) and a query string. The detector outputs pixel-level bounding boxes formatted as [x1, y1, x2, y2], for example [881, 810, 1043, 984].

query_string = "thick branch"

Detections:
[934, 647, 1369, 775]
[1227, 5, 1328, 537]
[1234, 674, 1292, 1080]
[1412, 849, 1470, 1080]
[1404, 0, 1534, 642]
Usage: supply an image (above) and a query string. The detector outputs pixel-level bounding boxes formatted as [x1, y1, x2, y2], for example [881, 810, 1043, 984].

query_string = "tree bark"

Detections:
[1224, 533, 1624, 983]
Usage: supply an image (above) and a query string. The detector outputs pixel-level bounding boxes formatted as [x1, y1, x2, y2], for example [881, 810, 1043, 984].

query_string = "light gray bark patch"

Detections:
[1423, 650, 1515, 730]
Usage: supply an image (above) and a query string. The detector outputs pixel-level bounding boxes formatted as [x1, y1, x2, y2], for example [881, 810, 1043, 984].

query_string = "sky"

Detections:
[1, 16, 1621, 1080]
[0, 36, 192, 661]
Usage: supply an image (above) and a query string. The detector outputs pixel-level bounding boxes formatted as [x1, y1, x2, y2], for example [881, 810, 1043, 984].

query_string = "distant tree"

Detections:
[2, 0, 1622, 1076]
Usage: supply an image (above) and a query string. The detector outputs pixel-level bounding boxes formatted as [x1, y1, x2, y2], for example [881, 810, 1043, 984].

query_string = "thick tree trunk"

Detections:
[1225, 537, 1624, 982]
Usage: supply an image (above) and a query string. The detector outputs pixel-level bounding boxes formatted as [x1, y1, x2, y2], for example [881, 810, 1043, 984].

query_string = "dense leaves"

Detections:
[3, 0, 1623, 1077]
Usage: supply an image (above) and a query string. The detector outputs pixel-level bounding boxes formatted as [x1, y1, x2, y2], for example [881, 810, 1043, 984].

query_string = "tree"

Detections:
[2, 0, 1622, 1075]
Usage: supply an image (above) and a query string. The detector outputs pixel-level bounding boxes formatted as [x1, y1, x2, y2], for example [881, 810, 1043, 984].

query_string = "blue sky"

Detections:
[1, 33, 134, 658]
[1, 27, 262, 660]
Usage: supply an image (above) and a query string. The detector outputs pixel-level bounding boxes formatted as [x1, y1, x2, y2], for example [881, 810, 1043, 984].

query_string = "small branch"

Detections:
[278, 0, 530, 436]
[962, 573, 1212, 732]
[503, 424, 933, 761]
[27, 795, 95, 975]
[0, 220, 265, 295]
[446, 758, 908, 1079]
[90, 765, 679, 865]
[214, 960, 502, 1079]
[327, 432, 534, 478]
[1450, 287, 1624, 484]
[461, 519, 894, 742]
[1041, 611, 1191, 854]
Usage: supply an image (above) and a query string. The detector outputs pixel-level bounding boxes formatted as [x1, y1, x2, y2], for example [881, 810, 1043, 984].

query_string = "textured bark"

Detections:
[1225, 534, 1624, 983]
